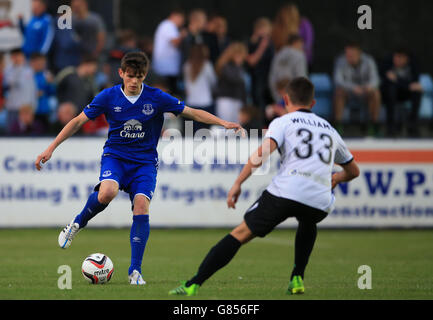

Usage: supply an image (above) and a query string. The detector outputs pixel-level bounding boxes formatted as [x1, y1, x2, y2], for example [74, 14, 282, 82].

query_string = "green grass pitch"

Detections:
[0, 228, 432, 300]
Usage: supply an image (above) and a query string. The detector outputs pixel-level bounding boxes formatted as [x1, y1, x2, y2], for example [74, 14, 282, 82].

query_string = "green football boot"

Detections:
[287, 275, 305, 295]
[168, 281, 200, 296]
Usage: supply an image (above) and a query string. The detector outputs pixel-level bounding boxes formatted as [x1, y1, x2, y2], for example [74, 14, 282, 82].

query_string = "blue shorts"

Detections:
[96, 154, 158, 204]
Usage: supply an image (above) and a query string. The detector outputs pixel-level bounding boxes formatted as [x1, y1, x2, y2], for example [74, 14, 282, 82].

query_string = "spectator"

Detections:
[3, 48, 37, 132]
[268, 34, 307, 103]
[298, 15, 314, 68]
[333, 42, 381, 136]
[71, 0, 106, 60]
[201, 15, 220, 64]
[49, 13, 82, 74]
[138, 35, 154, 60]
[213, 16, 230, 56]
[0, 52, 5, 134]
[271, 3, 300, 52]
[49, 101, 79, 135]
[18, 0, 54, 58]
[380, 48, 423, 137]
[81, 112, 109, 136]
[246, 17, 274, 112]
[238, 105, 262, 135]
[271, 3, 314, 65]
[215, 42, 248, 123]
[107, 29, 140, 85]
[0, 52, 4, 111]
[55, 57, 98, 110]
[265, 78, 290, 125]
[181, 9, 208, 66]
[183, 44, 217, 133]
[29, 53, 56, 130]
[9, 104, 44, 136]
[152, 9, 186, 95]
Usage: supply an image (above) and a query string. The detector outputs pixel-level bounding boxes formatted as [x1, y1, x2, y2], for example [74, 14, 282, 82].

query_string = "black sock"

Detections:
[186, 234, 242, 286]
[291, 221, 318, 280]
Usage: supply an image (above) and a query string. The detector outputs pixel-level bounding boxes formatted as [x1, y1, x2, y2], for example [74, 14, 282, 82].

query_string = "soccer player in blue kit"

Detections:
[34, 51, 243, 285]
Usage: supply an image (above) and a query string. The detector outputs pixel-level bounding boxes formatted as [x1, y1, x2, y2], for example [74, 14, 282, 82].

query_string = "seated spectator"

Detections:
[214, 42, 248, 123]
[71, 0, 106, 60]
[18, 0, 54, 58]
[49, 101, 79, 135]
[3, 48, 37, 132]
[380, 48, 422, 137]
[55, 57, 98, 110]
[29, 53, 56, 130]
[246, 17, 274, 112]
[333, 42, 381, 136]
[183, 44, 217, 134]
[181, 9, 208, 66]
[9, 104, 44, 136]
[152, 9, 186, 95]
[269, 34, 307, 103]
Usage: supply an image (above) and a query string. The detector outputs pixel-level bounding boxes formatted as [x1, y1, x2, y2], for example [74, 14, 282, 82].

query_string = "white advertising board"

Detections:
[0, 138, 432, 228]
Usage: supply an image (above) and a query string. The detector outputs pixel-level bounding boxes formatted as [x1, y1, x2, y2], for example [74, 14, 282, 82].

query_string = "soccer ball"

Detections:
[81, 253, 114, 284]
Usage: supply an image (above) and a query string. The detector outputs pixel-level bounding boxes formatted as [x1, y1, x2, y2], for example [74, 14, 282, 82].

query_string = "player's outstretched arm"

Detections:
[181, 106, 245, 135]
[35, 112, 90, 171]
[331, 160, 360, 189]
[227, 138, 278, 209]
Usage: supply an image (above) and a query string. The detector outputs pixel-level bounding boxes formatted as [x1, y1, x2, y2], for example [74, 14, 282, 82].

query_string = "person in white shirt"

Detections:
[152, 9, 185, 94]
[169, 77, 360, 297]
[183, 44, 217, 133]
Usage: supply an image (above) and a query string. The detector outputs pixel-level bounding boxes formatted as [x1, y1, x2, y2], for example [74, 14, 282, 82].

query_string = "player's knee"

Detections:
[98, 188, 118, 204]
[132, 195, 150, 215]
[231, 222, 254, 244]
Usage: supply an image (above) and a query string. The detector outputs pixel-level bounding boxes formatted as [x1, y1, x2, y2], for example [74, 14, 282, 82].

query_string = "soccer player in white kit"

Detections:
[169, 77, 360, 296]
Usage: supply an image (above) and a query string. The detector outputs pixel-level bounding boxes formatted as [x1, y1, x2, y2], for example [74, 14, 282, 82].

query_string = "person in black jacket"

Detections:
[380, 48, 423, 137]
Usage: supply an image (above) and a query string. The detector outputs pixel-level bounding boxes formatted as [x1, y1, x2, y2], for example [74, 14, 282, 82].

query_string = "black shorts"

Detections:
[244, 190, 328, 237]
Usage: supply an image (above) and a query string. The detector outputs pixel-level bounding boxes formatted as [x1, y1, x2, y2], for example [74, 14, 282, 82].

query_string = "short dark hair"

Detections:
[80, 55, 98, 65]
[10, 47, 23, 55]
[120, 51, 150, 76]
[30, 52, 45, 60]
[394, 46, 411, 57]
[288, 34, 303, 46]
[286, 77, 315, 106]
[345, 40, 361, 50]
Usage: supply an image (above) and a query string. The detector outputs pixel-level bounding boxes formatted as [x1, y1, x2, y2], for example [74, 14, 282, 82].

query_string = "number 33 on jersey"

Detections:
[264, 109, 353, 213]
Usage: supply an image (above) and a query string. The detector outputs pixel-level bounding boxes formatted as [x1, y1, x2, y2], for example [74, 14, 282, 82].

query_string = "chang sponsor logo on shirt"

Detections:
[120, 119, 145, 138]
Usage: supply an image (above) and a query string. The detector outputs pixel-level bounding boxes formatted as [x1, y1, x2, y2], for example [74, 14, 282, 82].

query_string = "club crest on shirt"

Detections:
[142, 104, 154, 115]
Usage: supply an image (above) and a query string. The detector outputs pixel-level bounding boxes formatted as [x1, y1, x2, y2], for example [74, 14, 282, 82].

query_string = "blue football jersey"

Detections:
[84, 84, 185, 163]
